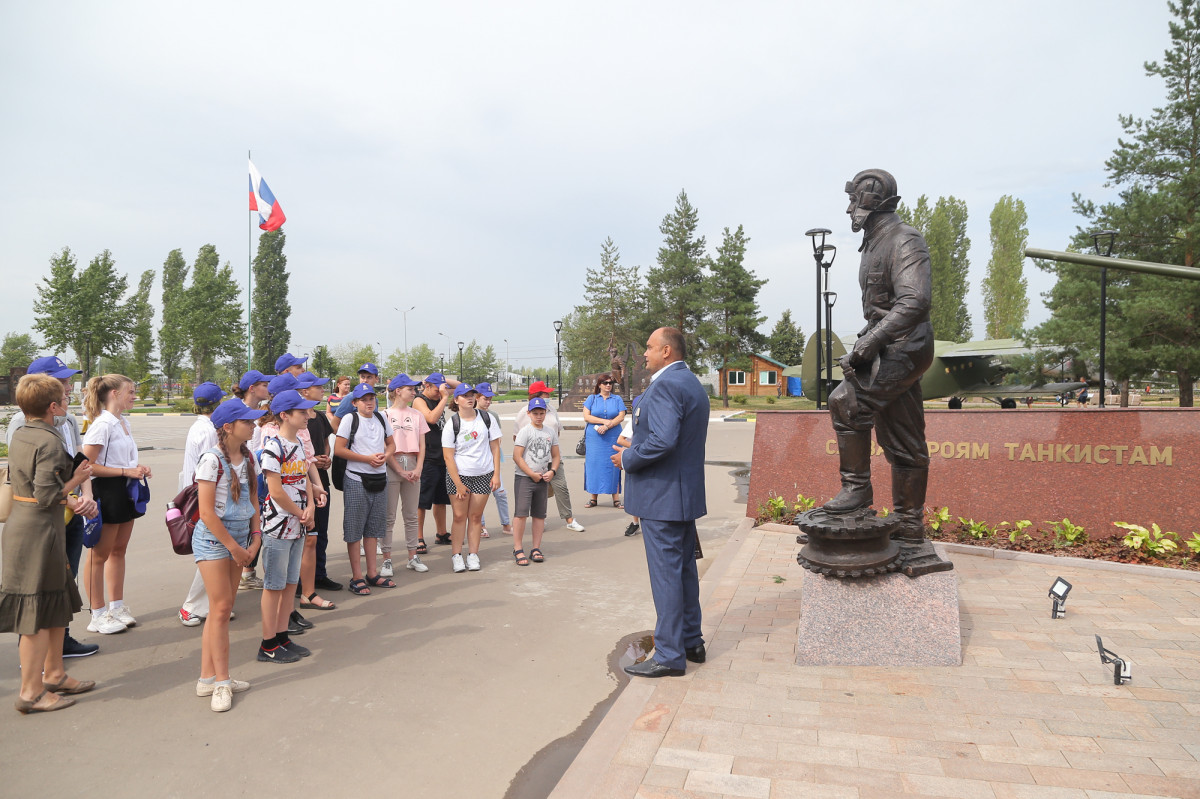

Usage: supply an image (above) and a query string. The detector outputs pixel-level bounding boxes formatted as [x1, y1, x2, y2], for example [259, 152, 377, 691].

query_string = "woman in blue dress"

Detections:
[582, 374, 627, 507]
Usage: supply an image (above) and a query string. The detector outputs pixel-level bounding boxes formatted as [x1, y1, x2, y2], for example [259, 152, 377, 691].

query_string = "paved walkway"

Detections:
[551, 521, 1200, 799]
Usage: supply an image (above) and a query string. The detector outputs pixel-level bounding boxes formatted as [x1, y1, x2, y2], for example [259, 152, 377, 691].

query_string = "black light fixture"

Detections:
[1049, 576, 1072, 619]
[1095, 635, 1132, 685]
[457, 341, 465, 382]
[1090, 230, 1116, 408]
[553, 320, 564, 405]
[804, 228, 834, 409]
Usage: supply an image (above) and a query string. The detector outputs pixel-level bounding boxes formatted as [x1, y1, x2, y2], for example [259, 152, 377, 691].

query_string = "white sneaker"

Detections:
[196, 678, 250, 697]
[179, 608, 204, 627]
[451, 554, 466, 573]
[480, 526, 490, 539]
[466, 553, 481, 571]
[87, 612, 127, 635]
[376, 543, 383, 555]
[407, 556, 429, 573]
[566, 519, 586, 532]
[380, 559, 394, 578]
[110, 605, 137, 627]
[211, 684, 233, 712]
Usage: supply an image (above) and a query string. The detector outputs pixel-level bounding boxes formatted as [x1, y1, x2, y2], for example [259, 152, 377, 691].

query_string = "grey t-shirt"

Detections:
[513, 424, 559, 474]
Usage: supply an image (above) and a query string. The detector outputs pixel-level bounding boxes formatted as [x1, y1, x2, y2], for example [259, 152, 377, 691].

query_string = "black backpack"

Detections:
[451, 409, 493, 439]
[331, 410, 387, 491]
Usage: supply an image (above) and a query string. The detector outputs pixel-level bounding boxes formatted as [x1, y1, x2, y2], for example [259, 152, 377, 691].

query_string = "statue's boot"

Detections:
[890, 466, 928, 543]
[822, 431, 873, 513]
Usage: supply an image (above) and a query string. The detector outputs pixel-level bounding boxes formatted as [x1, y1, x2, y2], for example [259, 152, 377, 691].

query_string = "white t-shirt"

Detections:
[336, 411, 395, 479]
[441, 412, 502, 476]
[260, 435, 307, 540]
[194, 450, 249, 517]
[181, 415, 217, 490]
[514, 424, 559, 474]
[82, 410, 139, 468]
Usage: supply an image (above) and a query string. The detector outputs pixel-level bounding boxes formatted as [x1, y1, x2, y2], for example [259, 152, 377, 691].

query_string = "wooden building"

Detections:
[724, 353, 788, 397]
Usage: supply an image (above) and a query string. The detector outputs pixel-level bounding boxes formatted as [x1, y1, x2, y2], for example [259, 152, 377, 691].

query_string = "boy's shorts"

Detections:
[418, 460, 451, 508]
[512, 473, 548, 519]
[343, 477, 386, 543]
[261, 534, 303, 590]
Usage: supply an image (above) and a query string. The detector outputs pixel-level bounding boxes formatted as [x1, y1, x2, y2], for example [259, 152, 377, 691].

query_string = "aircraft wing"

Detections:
[949, 381, 1086, 398]
[935, 338, 1036, 359]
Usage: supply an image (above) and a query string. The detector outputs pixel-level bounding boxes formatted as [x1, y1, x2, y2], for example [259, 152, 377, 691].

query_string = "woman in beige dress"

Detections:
[1, 373, 98, 713]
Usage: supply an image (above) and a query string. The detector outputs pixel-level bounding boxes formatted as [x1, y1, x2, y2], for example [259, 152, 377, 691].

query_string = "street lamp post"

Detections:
[503, 338, 510, 392]
[395, 306, 414, 373]
[804, 229, 835, 409]
[457, 341, 465, 383]
[1091, 230, 1116, 408]
[553, 320, 563, 406]
[437, 332, 451, 376]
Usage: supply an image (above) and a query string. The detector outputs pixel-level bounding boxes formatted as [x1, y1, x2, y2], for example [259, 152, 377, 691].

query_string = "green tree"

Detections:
[405, 343, 439, 376]
[766, 309, 805, 367]
[926, 197, 972, 341]
[250, 230, 291, 374]
[1, 332, 40, 373]
[982, 196, 1030, 339]
[128, 269, 156, 383]
[333, 342, 377, 377]
[158, 248, 189, 389]
[699, 225, 767, 407]
[1061, 0, 1200, 405]
[184, 245, 245, 384]
[646, 190, 708, 361]
[311, 345, 335, 378]
[32, 247, 135, 381]
[564, 237, 646, 377]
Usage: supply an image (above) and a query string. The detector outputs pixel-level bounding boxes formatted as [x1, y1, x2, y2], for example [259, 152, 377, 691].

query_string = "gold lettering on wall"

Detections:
[823, 439, 1174, 466]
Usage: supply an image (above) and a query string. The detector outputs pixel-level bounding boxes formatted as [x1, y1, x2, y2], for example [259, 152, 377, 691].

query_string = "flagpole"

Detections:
[247, 148, 253, 371]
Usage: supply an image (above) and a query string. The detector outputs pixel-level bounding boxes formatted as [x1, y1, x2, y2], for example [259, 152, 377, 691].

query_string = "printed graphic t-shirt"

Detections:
[514, 424, 559, 474]
[441, 412, 502, 476]
[259, 434, 307, 540]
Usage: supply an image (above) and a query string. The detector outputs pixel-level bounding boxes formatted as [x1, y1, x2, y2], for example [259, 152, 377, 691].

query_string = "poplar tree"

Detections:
[923, 197, 972, 341]
[158, 248, 189, 389]
[185, 245, 245, 384]
[700, 225, 767, 406]
[128, 270, 156, 384]
[250, 230, 291, 374]
[982, 196, 1030, 339]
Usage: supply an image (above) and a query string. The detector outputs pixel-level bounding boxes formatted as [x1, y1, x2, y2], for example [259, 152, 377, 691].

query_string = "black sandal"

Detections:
[530, 548, 544, 563]
[416, 538, 429, 554]
[349, 578, 371, 596]
[513, 549, 530, 566]
[435, 533, 452, 546]
[585, 499, 598, 508]
[366, 574, 397, 588]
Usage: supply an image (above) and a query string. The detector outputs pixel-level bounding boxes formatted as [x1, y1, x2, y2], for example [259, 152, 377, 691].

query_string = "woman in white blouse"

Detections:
[80, 374, 152, 635]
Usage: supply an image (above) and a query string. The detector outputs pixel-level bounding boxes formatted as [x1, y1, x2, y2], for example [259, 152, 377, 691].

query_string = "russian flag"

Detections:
[248, 159, 286, 231]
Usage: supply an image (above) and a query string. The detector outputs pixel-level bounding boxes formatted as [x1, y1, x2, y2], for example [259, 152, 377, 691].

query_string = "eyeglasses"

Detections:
[600, 380, 613, 385]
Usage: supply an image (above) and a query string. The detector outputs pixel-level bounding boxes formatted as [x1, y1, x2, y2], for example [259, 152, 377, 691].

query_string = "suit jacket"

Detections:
[622, 361, 708, 522]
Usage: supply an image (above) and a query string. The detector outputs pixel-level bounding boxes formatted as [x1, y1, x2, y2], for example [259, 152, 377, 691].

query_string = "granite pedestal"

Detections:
[796, 569, 962, 667]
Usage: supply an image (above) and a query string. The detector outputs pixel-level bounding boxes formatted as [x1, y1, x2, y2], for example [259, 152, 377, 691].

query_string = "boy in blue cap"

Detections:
[332, 362, 380, 419]
[511, 397, 561, 565]
[334, 382, 396, 593]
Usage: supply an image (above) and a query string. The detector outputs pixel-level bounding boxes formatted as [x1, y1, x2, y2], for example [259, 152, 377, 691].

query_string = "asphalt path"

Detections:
[0, 405, 755, 798]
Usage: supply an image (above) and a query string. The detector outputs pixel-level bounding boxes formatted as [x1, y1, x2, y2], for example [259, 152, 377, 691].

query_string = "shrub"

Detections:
[732, 395, 748, 405]
[1048, 518, 1086, 548]
[1115, 522, 1178, 556]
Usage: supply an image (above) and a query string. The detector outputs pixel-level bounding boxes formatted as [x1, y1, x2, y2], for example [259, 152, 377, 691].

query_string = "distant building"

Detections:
[724, 353, 788, 397]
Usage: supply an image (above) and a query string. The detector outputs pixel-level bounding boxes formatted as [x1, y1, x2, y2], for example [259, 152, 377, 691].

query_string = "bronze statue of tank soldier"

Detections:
[796, 169, 952, 578]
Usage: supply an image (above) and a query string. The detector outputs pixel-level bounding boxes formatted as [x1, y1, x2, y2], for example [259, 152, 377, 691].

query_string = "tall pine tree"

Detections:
[647, 190, 708, 362]
[767, 309, 805, 366]
[563, 237, 644, 377]
[700, 225, 767, 406]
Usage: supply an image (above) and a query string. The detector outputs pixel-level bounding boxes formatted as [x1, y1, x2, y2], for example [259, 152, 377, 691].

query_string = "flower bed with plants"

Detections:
[756, 492, 1200, 572]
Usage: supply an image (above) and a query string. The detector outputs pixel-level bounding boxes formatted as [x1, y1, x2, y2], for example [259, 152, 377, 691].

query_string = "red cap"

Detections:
[527, 380, 551, 397]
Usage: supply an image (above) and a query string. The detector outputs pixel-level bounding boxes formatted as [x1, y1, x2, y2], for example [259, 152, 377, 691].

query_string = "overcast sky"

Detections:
[0, 1, 1172, 371]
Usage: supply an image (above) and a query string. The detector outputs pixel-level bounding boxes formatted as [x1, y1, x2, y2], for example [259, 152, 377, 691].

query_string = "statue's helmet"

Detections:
[845, 169, 901, 232]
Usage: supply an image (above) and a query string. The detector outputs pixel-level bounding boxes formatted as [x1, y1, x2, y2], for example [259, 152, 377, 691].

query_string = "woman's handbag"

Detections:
[0, 465, 12, 523]
[576, 436, 586, 456]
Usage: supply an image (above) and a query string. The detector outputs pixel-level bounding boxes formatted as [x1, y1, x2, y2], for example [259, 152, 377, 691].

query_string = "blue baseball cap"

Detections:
[453, 383, 477, 398]
[274, 352, 308, 372]
[238, 369, 269, 391]
[212, 398, 267, 427]
[357, 362, 379, 376]
[28, 356, 80, 379]
[351, 383, 377, 400]
[193, 381, 225, 407]
[475, 382, 496, 398]
[388, 373, 421, 390]
[424, 372, 447, 386]
[268, 373, 301, 395]
[527, 397, 548, 411]
[270, 389, 319, 413]
[300, 371, 329, 387]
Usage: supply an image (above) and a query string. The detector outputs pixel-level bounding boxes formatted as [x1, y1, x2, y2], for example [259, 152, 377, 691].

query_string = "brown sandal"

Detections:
[15, 691, 76, 714]
[42, 677, 95, 695]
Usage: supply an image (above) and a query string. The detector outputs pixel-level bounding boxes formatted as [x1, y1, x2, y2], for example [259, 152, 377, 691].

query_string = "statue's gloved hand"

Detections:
[848, 331, 882, 367]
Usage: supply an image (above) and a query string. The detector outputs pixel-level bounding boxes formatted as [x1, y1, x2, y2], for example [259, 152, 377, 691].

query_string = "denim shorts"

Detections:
[193, 519, 251, 563]
[260, 534, 303, 590]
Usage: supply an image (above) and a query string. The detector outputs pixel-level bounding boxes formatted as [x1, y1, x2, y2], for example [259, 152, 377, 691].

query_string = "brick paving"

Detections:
[551, 520, 1200, 799]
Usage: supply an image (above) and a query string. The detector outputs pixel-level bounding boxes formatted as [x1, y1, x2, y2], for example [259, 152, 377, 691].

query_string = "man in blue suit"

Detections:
[612, 327, 708, 677]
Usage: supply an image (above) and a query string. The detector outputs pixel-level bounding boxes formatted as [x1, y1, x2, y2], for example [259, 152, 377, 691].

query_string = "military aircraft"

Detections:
[798, 332, 1086, 408]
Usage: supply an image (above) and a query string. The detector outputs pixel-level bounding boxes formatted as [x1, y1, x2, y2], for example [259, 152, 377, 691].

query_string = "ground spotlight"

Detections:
[1049, 576, 1072, 618]
[1095, 635, 1131, 685]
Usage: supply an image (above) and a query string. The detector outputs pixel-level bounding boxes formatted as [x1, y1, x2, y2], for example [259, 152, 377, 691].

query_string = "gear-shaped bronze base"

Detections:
[795, 508, 954, 580]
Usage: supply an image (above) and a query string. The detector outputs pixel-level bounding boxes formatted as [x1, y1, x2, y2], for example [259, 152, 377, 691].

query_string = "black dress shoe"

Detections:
[623, 658, 685, 678]
[290, 610, 314, 629]
[686, 644, 706, 664]
[314, 576, 343, 592]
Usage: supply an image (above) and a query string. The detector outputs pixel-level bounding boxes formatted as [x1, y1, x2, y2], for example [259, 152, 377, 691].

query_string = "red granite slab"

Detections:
[748, 408, 1200, 538]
